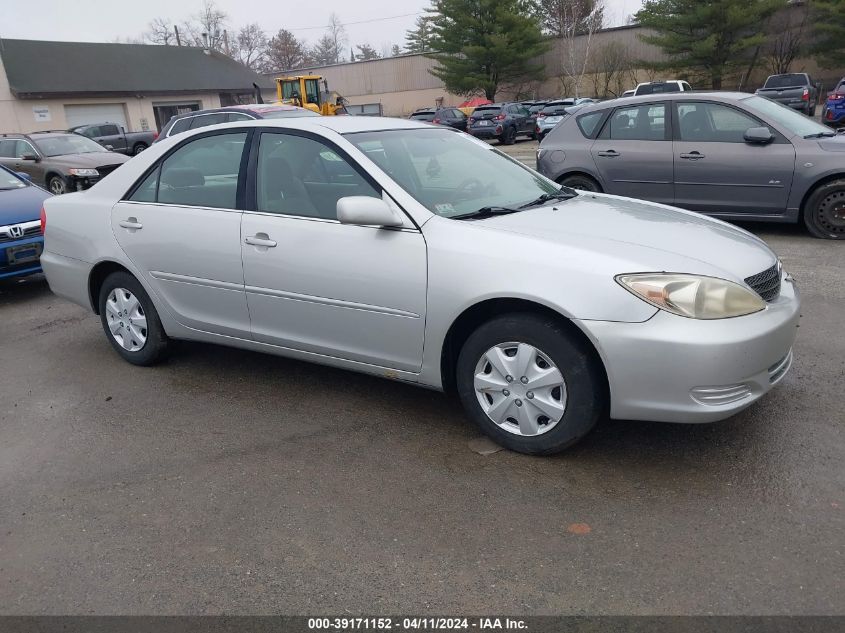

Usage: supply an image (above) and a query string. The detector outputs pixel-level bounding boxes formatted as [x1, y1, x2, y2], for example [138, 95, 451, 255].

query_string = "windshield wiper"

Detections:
[518, 187, 579, 209]
[452, 206, 523, 220]
[804, 131, 836, 139]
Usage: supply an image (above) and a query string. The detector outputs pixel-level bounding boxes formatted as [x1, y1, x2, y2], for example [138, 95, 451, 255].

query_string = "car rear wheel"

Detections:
[132, 142, 148, 155]
[48, 176, 66, 195]
[98, 272, 171, 365]
[804, 179, 845, 239]
[559, 174, 602, 192]
[456, 313, 604, 455]
[501, 126, 517, 145]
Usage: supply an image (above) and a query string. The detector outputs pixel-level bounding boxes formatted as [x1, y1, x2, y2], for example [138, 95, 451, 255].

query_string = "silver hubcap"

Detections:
[473, 342, 567, 436]
[105, 287, 147, 352]
[49, 178, 65, 194]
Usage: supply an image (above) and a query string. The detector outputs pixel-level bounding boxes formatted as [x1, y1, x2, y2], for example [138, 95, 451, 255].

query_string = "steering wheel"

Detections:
[453, 177, 485, 202]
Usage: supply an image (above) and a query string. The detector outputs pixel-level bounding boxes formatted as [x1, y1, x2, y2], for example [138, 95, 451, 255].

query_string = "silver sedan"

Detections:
[41, 117, 800, 454]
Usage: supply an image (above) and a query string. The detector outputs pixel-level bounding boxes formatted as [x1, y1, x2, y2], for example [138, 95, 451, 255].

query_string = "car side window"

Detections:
[576, 111, 605, 138]
[101, 124, 120, 136]
[12, 140, 37, 158]
[168, 117, 193, 136]
[677, 102, 760, 143]
[81, 126, 100, 138]
[189, 113, 228, 130]
[601, 104, 666, 141]
[129, 131, 247, 209]
[256, 132, 379, 220]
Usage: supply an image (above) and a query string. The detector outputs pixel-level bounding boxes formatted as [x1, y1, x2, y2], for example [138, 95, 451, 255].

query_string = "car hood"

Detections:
[0, 184, 51, 226]
[476, 193, 777, 282]
[816, 135, 845, 152]
[48, 152, 131, 167]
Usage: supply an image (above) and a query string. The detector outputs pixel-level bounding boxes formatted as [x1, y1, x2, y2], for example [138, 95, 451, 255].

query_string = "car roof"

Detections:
[579, 91, 752, 112]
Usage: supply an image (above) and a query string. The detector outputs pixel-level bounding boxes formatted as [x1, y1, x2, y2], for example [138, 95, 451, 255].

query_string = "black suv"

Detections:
[408, 107, 468, 131]
[467, 103, 533, 144]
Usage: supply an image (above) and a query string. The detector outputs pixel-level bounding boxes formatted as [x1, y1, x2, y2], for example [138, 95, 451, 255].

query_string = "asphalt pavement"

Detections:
[0, 219, 842, 615]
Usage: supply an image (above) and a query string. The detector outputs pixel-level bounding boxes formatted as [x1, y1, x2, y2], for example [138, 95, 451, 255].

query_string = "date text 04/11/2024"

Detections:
[307, 617, 528, 630]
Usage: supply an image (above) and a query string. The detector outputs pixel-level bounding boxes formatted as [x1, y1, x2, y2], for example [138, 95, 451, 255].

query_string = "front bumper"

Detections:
[0, 235, 44, 280]
[577, 272, 800, 423]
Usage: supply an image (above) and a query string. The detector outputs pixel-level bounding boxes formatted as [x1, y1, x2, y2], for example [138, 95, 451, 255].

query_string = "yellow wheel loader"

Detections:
[275, 75, 348, 116]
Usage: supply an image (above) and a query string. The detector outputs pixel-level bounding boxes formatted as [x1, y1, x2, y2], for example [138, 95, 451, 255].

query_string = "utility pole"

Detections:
[174, 25, 181, 46]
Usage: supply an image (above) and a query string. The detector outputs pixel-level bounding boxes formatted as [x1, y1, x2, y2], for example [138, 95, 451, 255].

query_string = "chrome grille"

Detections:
[745, 263, 781, 302]
[0, 220, 42, 244]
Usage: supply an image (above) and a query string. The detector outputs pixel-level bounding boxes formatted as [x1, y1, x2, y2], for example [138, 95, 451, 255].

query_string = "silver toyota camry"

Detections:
[41, 117, 800, 455]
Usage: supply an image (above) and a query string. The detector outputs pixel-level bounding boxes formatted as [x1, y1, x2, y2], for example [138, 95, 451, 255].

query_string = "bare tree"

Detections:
[765, 3, 810, 75]
[180, 0, 230, 52]
[231, 23, 268, 70]
[266, 29, 310, 71]
[589, 41, 633, 98]
[145, 18, 177, 45]
[535, 0, 605, 37]
[327, 13, 347, 64]
[311, 34, 341, 66]
[559, 0, 603, 97]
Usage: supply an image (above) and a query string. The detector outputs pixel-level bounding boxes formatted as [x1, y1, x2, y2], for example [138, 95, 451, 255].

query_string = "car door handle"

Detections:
[244, 234, 277, 248]
[680, 152, 705, 160]
[597, 150, 620, 157]
[118, 218, 143, 230]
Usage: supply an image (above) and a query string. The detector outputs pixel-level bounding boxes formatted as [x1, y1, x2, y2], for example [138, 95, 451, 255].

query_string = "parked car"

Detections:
[68, 122, 157, 156]
[0, 165, 50, 280]
[535, 103, 583, 141]
[822, 77, 845, 128]
[156, 103, 319, 141]
[634, 80, 693, 96]
[42, 116, 799, 455]
[525, 101, 551, 137]
[537, 91, 845, 239]
[755, 73, 818, 116]
[0, 132, 130, 195]
[467, 103, 534, 144]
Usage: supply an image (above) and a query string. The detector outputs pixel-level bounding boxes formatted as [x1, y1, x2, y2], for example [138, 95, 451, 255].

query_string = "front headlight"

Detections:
[616, 273, 766, 319]
[68, 168, 99, 177]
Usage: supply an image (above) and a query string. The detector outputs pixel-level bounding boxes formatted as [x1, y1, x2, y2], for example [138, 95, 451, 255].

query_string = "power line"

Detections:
[287, 12, 423, 32]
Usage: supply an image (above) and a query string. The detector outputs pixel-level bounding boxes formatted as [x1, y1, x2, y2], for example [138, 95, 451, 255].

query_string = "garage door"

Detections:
[64, 104, 128, 130]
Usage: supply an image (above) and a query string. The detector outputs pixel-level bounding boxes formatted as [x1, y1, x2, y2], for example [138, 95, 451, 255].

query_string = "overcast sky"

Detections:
[0, 0, 644, 52]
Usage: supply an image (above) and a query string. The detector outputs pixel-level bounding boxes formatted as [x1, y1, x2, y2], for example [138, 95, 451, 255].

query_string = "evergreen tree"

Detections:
[809, 0, 845, 69]
[265, 29, 307, 71]
[635, 0, 782, 89]
[531, 0, 604, 37]
[405, 16, 435, 53]
[428, 0, 549, 100]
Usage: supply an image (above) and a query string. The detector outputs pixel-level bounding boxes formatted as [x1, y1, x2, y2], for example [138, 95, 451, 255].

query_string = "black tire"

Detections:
[456, 312, 605, 455]
[803, 179, 845, 239]
[809, 104, 816, 117]
[98, 271, 171, 365]
[48, 175, 67, 195]
[132, 142, 148, 155]
[501, 126, 517, 145]
[559, 173, 602, 192]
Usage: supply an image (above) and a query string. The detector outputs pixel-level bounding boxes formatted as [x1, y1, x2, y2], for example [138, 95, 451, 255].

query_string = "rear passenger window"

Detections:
[603, 104, 666, 141]
[227, 113, 253, 122]
[128, 131, 247, 209]
[168, 118, 193, 136]
[190, 113, 228, 129]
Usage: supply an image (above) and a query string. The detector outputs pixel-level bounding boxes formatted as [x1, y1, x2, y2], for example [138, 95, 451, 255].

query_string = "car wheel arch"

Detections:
[800, 172, 845, 217]
[44, 171, 63, 188]
[555, 171, 604, 192]
[88, 260, 134, 313]
[438, 297, 610, 399]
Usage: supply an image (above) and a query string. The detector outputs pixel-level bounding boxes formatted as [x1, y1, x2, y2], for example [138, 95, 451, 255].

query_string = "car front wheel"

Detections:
[804, 179, 845, 239]
[48, 176, 67, 195]
[456, 313, 605, 455]
[98, 271, 171, 365]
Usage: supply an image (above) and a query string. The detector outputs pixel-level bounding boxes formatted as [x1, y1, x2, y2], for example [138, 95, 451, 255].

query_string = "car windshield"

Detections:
[258, 109, 321, 119]
[743, 95, 833, 138]
[763, 74, 807, 89]
[33, 135, 108, 156]
[346, 128, 563, 218]
[637, 83, 680, 95]
[472, 107, 501, 116]
[0, 168, 28, 190]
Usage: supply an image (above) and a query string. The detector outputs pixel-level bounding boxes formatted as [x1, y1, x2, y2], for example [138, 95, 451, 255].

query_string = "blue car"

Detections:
[0, 166, 51, 280]
[823, 77, 845, 128]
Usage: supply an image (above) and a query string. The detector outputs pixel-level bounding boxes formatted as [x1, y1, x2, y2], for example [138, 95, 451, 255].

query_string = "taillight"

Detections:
[827, 110, 835, 120]
[152, 131, 159, 141]
[433, 118, 441, 124]
[468, 117, 475, 124]
[536, 125, 541, 133]
[802, 88, 809, 101]
[40, 206, 46, 234]
[834, 93, 845, 100]
[495, 114, 506, 121]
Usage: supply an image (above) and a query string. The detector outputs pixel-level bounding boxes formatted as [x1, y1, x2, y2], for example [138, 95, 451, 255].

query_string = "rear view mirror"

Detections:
[21, 153, 39, 162]
[744, 126, 774, 144]
[337, 196, 403, 227]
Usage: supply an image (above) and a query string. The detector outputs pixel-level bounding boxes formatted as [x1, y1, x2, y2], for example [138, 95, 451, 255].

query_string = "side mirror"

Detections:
[21, 153, 39, 162]
[15, 171, 32, 181]
[337, 196, 403, 227]
[744, 126, 774, 144]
